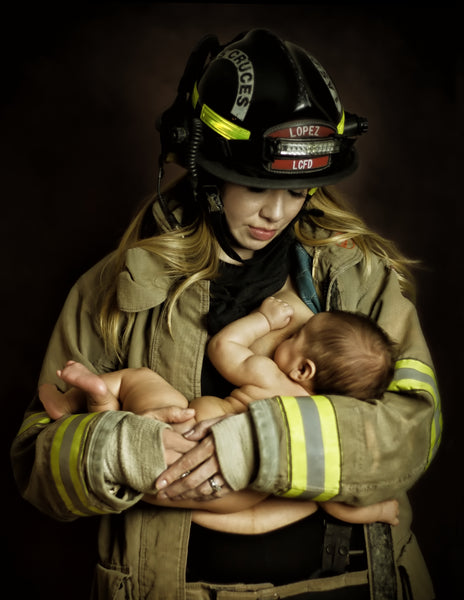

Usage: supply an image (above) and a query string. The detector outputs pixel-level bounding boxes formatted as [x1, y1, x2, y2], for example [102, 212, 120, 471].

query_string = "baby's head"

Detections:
[276, 311, 397, 400]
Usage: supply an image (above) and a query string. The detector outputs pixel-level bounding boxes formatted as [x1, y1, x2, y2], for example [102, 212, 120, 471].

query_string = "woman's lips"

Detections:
[248, 226, 277, 241]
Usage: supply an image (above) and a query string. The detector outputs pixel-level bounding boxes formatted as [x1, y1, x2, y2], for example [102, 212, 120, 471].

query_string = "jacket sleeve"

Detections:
[213, 263, 442, 506]
[10, 264, 169, 521]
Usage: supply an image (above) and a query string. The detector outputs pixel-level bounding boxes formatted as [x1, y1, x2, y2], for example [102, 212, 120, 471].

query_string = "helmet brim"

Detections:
[197, 148, 359, 189]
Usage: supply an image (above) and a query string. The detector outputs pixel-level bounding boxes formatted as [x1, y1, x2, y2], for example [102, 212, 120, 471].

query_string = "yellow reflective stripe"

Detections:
[312, 395, 341, 501]
[279, 396, 307, 498]
[192, 83, 199, 108]
[388, 358, 442, 466]
[337, 111, 345, 134]
[51, 416, 86, 516]
[279, 395, 340, 501]
[192, 82, 251, 141]
[69, 415, 106, 513]
[18, 411, 51, 436]
[200, 103, 251, 140]
[51, 414, 106, 516]
[394, 358, 436, 380]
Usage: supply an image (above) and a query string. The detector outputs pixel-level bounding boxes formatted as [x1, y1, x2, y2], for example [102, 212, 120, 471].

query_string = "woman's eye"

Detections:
[245, 187, 307, 198]
[288, 190, 307, 199]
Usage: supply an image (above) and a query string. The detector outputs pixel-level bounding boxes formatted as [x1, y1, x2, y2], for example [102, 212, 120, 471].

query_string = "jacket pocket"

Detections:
[91, 562, 133, 600]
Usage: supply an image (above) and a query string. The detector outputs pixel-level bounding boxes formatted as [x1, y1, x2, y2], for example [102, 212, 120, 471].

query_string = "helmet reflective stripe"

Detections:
[337, 111, 345, 135]
[388, 359, 442, 466]
[277, 395, 341, 501]
[192, 82, 251, 140]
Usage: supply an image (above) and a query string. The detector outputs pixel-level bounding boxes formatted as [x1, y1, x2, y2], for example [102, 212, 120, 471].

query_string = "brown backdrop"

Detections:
[2, 2, 461, 598]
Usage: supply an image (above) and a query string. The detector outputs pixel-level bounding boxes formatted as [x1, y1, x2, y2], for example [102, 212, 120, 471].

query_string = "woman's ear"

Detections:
[290, 359, 316, 383]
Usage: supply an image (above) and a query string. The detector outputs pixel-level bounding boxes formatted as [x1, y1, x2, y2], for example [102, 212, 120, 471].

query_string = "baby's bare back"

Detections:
[192, 496, 318, 534]
[190, 281, 318, 533]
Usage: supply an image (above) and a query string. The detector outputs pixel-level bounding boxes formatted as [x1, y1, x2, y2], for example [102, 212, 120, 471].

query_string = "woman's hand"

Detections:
[155, 417, 233, 501]
[141, 405, 198, 465]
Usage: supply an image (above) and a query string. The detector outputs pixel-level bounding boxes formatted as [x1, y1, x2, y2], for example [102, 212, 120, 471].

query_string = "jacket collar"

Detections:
[117, 247, 172, 312]
[116, 226, 363, 313]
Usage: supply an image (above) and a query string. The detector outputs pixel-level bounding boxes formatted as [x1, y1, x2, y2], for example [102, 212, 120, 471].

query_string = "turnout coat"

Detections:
[11, 220, 439, 599]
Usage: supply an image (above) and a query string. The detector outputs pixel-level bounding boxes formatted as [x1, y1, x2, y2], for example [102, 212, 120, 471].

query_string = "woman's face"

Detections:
[221, 183, 307, 260]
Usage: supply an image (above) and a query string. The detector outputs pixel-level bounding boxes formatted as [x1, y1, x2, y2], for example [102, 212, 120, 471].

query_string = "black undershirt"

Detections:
[202, 229, 292, 397]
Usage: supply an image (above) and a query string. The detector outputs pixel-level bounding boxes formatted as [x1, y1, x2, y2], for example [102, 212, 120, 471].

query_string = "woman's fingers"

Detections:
[161, 429, 197, 466]
[183, 415, 226, 441]
[160, 460, 231, 502]
[156, 433, 232, 501]
[156, 433, 216, 490]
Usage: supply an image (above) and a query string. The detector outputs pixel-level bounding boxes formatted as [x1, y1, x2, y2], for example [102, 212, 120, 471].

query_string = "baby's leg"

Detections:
[117, 367, 189, 412]
[321, 499, 399, 526]
[58, 360, 120, 412]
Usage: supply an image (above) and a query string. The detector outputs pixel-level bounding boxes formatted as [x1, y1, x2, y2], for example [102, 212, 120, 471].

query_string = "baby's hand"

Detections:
[259, 296, 294, 330]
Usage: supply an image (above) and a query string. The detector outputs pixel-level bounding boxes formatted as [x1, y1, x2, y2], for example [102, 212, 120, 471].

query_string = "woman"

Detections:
[11, 29, 439, 599]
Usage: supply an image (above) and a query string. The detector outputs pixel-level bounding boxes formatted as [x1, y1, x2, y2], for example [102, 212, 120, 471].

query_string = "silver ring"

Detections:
[208, 476, 222, 494]
[180, 470, 191, 479]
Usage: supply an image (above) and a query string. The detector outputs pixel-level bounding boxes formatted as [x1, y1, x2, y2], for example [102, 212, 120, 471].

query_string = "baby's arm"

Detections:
[208, 296, 294, 388]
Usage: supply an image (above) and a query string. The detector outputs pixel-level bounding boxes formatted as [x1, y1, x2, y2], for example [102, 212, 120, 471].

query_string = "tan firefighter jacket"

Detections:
[10, 223, 440, 599]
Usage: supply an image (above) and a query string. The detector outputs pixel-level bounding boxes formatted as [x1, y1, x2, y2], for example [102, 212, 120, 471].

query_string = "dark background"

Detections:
[2, 2, 461, 598]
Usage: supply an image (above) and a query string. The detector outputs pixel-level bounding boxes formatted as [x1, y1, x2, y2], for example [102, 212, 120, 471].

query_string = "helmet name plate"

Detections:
[265, 121, 339, 172]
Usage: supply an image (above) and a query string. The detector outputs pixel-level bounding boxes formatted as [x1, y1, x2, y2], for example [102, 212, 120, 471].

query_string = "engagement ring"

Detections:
[208, 476, 222, 494]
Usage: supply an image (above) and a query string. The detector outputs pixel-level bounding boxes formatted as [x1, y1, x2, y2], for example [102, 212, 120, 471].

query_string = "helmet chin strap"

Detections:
[203, 185, 246, 263]
[202, 185, 318, 264]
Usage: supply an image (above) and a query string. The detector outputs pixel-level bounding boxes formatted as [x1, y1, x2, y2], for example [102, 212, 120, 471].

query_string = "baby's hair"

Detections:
[303, 311, 397, 400]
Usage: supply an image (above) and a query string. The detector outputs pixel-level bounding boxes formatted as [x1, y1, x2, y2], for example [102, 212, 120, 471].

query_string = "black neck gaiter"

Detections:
[203, 229, 294, 396]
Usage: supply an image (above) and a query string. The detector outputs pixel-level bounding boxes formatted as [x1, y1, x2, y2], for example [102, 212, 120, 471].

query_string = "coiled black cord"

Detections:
[187, 117, 203, 201]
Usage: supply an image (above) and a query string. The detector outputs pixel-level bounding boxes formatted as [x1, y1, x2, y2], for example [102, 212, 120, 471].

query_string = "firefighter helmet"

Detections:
[158, 29, 367, 190]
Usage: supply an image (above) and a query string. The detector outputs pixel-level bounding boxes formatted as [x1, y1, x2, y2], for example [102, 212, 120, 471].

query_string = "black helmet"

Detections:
[158, 29, 367, 191]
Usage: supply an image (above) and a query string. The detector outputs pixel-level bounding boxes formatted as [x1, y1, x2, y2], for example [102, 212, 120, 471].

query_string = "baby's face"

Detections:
[274, 326, 309, 373]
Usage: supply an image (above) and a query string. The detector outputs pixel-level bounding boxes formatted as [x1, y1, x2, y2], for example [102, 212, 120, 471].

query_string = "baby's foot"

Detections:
[39, 383, 69, 420]
[58, 360, 108, 397]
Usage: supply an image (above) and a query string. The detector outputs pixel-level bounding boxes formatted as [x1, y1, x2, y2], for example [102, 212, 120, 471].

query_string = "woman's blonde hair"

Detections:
[296, 186, 417, 299]
[98, 177, 416, 361]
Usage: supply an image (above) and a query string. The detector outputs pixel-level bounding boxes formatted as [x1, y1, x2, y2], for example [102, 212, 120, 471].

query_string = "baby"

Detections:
[40, 294, 399, 532]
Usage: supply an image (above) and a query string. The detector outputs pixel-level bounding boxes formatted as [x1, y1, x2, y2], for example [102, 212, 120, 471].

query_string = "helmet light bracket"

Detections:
[263, 120, 342, 174]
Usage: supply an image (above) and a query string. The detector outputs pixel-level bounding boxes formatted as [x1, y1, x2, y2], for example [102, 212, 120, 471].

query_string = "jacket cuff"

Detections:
[212, 412, 257, 490]
[89, 412, 170, 510]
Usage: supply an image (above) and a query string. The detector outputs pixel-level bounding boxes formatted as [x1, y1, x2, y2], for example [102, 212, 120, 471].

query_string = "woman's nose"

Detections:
[259, 191, 286, 222]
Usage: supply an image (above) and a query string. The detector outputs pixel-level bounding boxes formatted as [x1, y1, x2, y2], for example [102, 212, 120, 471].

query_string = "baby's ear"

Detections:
[290, 359, 316, 383]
